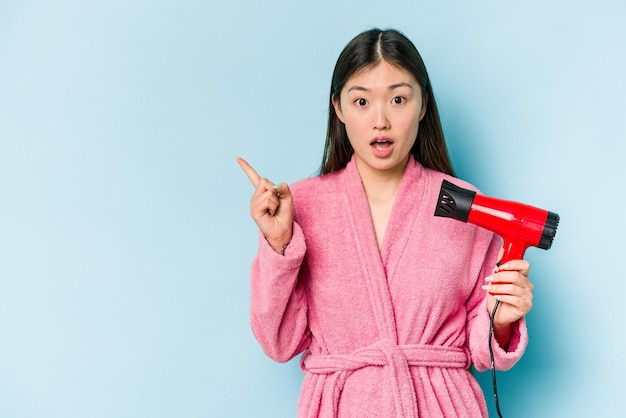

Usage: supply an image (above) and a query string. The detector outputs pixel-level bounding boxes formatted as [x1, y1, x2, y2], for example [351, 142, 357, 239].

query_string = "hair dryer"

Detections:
[435, 179, 559, 418]
[434, 180, 559, 265]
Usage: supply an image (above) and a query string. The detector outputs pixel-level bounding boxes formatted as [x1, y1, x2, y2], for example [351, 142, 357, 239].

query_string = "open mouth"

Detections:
[370, 138, 393, 149]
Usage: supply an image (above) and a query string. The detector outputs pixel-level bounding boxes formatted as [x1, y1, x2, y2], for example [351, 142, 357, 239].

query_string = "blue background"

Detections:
[1, 1, 624, 417]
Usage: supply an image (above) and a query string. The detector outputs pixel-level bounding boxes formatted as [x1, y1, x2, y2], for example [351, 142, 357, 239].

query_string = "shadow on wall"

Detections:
[474, 254, 573, 416]
[439, 99, 494, 189]
[441, 99, 573, 416]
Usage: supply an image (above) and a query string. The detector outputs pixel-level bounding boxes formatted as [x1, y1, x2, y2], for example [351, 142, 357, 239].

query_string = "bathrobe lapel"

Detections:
[342, 158, 396, 342]
[380, 159, 426, 284]
[341, 157, 425, 343]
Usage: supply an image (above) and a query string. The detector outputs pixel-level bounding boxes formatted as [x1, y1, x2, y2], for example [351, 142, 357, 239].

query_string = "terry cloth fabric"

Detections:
[250, 155, 528, 417]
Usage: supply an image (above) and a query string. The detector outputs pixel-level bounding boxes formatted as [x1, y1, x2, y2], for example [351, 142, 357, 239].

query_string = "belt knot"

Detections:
[301, 341, 469, 418]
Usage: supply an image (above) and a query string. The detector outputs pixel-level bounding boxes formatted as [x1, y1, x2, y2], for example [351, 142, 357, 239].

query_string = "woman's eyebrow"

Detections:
[388, 82, 414, 90]
[346, 82, 414, 93]
[346, 85, 368, 93]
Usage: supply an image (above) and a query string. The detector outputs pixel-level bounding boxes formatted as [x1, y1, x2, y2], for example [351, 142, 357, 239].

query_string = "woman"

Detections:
[237, 28, 532, 417]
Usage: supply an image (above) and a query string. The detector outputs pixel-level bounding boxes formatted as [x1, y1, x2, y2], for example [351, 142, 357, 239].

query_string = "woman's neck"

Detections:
[355, 157, 409, 249]
[355, 157, 408, 203]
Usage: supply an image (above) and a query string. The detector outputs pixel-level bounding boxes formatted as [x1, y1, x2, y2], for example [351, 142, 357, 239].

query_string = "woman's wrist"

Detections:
[492, 322, 513, 351]
[267, 231, 292, 256]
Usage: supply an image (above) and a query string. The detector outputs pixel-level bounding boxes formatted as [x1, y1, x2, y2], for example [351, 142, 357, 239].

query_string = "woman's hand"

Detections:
[237, 157, 293, 254]
[482, 256, 533, 348]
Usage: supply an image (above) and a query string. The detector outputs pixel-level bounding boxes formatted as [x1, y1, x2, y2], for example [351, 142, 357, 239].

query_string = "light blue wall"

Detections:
[1, 1, 624, 417]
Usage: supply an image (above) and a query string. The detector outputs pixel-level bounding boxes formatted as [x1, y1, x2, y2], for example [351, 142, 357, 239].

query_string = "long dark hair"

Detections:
[320, 28, 454, 176]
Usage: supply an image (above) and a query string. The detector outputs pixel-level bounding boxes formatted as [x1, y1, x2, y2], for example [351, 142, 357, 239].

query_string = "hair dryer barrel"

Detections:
[434, 180, 559, 263]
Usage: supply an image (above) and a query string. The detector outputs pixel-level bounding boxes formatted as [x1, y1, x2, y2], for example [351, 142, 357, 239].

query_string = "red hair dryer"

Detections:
[435, 179, 559, 418]
[434, 180, 559, 265]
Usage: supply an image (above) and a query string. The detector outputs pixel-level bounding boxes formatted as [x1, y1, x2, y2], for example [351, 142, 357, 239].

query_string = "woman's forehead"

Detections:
[344, 61, 419, 92]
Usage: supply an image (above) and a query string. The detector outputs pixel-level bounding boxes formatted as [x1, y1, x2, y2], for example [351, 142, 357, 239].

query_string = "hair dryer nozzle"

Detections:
[539, 211, 560, 250]
[434, 180, 476, 222]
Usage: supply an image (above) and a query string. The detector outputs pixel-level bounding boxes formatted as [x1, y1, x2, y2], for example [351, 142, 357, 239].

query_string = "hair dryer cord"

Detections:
[489, 299, 504, 418]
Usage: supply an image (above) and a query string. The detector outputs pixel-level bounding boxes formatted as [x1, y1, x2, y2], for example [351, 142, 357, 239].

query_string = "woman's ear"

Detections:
[332, 96, 345, 124]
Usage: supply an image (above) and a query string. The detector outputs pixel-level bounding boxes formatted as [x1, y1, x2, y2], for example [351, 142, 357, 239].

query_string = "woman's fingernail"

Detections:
[485, 276, 494, 282]
[272, 183, 282, 190]
[482, 284, 492, 291]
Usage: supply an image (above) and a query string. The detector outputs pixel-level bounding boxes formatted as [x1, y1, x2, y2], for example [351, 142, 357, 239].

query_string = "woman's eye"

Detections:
[393, 96, 405, 104]
[355, 98, 368, 106]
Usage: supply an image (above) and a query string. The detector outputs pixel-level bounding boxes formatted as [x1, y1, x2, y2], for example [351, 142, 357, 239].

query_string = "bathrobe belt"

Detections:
[301, 340, 471, 418]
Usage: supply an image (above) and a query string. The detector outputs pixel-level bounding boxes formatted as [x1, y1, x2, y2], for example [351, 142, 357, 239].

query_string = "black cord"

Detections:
[489, 299, 503, 418]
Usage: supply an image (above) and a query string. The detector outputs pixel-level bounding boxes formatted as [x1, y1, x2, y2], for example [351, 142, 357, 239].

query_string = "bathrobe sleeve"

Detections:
[466, 234, 529, 372]
[250, 221, 310, 363]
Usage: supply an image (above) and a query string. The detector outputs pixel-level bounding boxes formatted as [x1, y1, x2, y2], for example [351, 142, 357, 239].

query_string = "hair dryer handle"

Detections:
[490, 239, 529, 294]
[500, 239, 529, 266]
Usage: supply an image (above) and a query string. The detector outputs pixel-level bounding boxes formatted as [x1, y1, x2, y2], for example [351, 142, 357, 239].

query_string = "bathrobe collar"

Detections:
[341, 155, 427, 342]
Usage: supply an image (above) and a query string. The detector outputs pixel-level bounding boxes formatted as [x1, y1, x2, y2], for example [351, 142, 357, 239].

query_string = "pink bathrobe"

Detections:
[250, 156, 527, 417]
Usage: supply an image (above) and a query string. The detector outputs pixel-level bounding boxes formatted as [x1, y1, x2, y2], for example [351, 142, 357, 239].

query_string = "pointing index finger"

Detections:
[236, 157, 262, 187]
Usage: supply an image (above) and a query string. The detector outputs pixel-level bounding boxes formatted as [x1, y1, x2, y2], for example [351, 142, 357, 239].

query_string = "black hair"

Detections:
[320, 28, 454, 176]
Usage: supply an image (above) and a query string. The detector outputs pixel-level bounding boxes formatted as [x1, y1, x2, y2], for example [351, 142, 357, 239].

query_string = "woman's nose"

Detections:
[373, 104, 390, 130]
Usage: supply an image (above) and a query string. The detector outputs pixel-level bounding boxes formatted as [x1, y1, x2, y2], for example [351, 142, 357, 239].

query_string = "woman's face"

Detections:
[333, 60, 426, 179]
